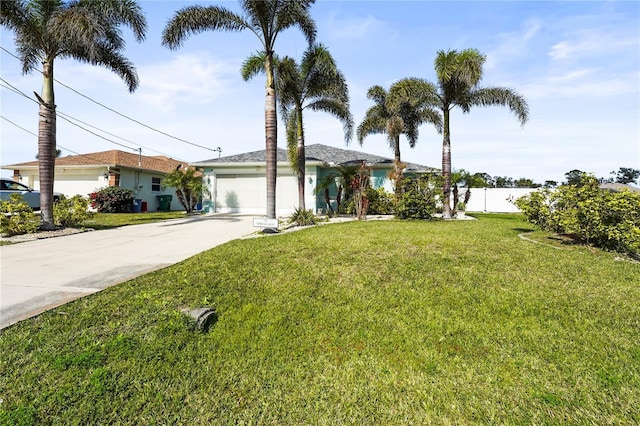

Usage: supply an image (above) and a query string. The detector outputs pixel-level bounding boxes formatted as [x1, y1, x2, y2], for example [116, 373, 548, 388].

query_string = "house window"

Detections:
[152, 177, 162, 192]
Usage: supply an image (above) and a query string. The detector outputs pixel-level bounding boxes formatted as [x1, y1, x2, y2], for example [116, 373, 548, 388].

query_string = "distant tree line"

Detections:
[458, 167, 640, 189]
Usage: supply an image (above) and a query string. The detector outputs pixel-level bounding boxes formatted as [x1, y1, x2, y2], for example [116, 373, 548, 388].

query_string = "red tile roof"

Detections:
[5, 150, 186, 174]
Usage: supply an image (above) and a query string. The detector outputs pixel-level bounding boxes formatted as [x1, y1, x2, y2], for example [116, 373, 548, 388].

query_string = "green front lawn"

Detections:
[1, 214, 638, 424]
[82, 211, 187, 230]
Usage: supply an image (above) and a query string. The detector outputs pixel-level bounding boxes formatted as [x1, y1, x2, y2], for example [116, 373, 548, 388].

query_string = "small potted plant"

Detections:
[456, 201, 466, 219]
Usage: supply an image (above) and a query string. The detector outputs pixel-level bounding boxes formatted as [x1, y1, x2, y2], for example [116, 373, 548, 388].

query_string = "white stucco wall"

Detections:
[25, 167, 182, 211]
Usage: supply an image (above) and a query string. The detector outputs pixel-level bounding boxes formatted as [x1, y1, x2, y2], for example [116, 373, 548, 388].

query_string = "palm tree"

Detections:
[162, 167, 209, 214]
[162, 0, 316, 219]
[431, 48, 529, 219]
[243, 44, 353, 210]
[1, 0, 146, 229]
[314, 164, 358, 215]
[357, 80, 441, 164]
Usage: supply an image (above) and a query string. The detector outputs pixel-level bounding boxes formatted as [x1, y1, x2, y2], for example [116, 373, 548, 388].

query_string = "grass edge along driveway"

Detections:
[1, 214, 638, 424]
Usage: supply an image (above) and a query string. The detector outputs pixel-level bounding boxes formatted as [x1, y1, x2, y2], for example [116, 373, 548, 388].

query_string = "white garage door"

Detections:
[215, 173, 298, 215]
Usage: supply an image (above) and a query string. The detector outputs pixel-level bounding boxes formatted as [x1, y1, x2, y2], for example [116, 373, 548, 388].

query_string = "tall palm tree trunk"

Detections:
[38, 58, 56, 230]
[393, 134, 401, 163]
[442, 108, 452, 219]
[265, 53, 277, 219]
[296, 108, 306, 210]
[393, 135, 402, 196]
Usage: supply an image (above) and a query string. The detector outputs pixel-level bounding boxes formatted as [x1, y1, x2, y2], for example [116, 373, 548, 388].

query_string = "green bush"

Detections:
[89, 187, 134, 213]
[395, 175, 437, 220]
[54, 195, 93, 228]
[345, 187, 395, 216]
[516, 174, 640, 257]
[366, 187, 395, 215]
[0, 194, 40, 236]
[289, 207, 318, 226]
[514, 189, 553, 229]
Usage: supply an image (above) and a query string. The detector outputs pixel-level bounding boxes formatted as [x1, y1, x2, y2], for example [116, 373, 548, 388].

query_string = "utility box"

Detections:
[156, 195, 172, 211]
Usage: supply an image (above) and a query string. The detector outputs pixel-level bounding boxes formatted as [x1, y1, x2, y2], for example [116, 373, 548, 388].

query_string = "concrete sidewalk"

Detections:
[0, 214, 255, 330]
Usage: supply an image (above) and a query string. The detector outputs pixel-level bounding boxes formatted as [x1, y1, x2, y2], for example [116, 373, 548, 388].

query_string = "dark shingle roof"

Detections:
[193, 144, 438, 172]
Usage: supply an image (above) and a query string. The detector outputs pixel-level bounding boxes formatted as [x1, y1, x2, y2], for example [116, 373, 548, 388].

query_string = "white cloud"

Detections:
[548, 32, 638, 61]
[485, 19, 542, 70]
[521, 70, 638, 100]
[326, 14, 391, 41]
[134, 53, 237, 113]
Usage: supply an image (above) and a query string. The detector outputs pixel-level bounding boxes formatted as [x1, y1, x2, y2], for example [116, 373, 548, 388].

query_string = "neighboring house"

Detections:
[599, 182, 640, 193]
[191, 143, 438, 215]
[1, 150, 187, 211]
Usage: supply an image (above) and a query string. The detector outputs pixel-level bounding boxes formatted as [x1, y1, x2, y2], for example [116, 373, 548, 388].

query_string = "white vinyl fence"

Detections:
[460, 188, 539, 213]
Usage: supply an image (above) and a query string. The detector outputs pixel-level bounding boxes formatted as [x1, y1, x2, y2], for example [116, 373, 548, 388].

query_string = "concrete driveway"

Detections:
[0, 214, 255, 330]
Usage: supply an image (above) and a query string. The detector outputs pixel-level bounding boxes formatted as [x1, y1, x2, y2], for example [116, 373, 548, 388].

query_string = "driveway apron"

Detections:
[0, 214, 254, 329]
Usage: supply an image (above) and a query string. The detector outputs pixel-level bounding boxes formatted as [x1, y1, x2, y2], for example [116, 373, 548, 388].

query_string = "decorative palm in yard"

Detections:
[162, 0, 317, 219]
[243, 44, 353, 210]
[162, 167, 209, 214]
[428, 48, 529, 219]
[357, 80, 441, 164]
[0, 0, 146, 229]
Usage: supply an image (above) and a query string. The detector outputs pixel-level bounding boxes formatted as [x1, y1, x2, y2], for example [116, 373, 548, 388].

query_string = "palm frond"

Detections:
[366, 85, 387, 105]
[241, 51, 266, 81]
[284, 108, 303, 175]
[275, 56, 302, 108]
[66, 45, 138, 91]
[357, 109, 386, 144]
[456, 48, 485, 87]
[307, 98, 354, 143]
[81, 0, 147, 42]
[387, 77, 438, 111]
[49, 7, 114, 56]
[162, 5, 249, 49]
[274, 0, 316, 45]
[1, 0, 48, 73]
[434, 49, 459, 83]
[419, 107, 443, 134]
[470, 87, 529, 126]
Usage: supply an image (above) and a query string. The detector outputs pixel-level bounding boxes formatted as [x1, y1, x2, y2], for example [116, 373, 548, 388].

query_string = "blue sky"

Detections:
[1, 0, 638, 184]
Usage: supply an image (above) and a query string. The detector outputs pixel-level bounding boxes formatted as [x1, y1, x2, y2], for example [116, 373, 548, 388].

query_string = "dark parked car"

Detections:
[0, 178, 61, 210]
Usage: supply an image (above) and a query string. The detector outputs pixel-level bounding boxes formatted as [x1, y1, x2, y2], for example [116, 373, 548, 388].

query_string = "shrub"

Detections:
[54, 195, 93, 228]
[162, 167, 208, 214]
[89, 187, 134, 213]
[367, 187, 395, 215]
[514, 189, 553, 229]
[395, 175, 437, 219]
[0, 194, 40, 236]
[516, 174, 640, 258]
[289, 208, 318, 226]
[346, 187, 395, 215]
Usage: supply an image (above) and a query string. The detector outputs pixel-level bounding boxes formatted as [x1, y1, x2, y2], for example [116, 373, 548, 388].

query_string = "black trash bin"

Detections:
[156, 195, 172, 211]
